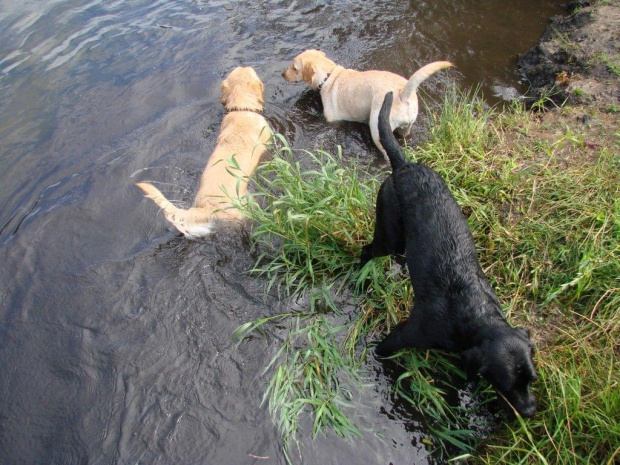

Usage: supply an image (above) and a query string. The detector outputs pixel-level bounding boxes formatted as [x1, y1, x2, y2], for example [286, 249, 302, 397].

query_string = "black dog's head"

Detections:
[462, 327, 537, 418]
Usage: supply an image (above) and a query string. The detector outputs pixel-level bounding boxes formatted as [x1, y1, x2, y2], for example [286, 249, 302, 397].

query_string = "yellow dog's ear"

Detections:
[253, 81, 265, 105]
[302, 62, 316, 85]
[307, 49, 326, 57]
[221, 79, 230, 106]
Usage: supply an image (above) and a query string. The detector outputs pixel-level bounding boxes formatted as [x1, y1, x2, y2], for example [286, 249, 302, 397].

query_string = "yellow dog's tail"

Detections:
[135, 182, 215, 238]
[401, 61, 454, 102]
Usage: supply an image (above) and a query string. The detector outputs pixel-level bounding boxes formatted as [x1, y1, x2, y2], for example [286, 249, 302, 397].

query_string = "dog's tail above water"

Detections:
[378, 92, 407, 171]
[401, 61, 453, 102]
[135, 182, 214, 238]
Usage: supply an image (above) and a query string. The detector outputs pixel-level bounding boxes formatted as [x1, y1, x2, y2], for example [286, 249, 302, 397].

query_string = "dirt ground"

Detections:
[518, 0, 620, 110]
[509, 0, 620, 345]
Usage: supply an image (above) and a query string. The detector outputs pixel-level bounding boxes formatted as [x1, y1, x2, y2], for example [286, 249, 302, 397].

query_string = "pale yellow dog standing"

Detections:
[136, 66, 271, 238]
[282, 49, 452, 160]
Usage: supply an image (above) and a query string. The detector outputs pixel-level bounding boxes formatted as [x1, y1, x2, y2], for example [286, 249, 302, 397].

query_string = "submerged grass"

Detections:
[237, 315, 363, 462]
[235, 86, 620, 463]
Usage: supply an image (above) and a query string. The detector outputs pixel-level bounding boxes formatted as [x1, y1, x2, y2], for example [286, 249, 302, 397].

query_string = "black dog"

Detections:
[360, 92, 537, 418]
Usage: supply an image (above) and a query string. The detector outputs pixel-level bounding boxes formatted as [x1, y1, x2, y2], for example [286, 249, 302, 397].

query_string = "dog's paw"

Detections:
[374, 339, 393, 358]
[359, 245, 373, 269]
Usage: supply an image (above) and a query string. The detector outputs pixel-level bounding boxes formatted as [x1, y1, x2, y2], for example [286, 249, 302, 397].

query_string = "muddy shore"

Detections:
[518, 0, 619, 109]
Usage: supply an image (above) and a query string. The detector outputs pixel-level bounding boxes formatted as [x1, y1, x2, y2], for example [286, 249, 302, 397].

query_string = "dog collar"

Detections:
[226, 107, 263, 114]
[317, 73, 331, 90]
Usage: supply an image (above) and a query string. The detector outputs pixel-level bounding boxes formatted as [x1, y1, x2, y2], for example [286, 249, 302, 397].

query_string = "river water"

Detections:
[1, 1, 564, 464]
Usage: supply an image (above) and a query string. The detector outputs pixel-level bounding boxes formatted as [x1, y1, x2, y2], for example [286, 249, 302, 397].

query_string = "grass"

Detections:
[598, 52, 620, 78]
[234, 86, 620, 463]
[236, 136, 377, 311]
[236, 314, 363, 463]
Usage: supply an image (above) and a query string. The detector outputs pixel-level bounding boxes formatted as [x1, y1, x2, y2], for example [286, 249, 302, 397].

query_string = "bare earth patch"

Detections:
[519, 0, 620, 109]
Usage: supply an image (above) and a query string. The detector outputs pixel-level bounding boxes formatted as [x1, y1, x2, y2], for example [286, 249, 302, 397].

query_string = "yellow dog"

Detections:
[136, 67, 271, 238]
[283, 49, 452, 161]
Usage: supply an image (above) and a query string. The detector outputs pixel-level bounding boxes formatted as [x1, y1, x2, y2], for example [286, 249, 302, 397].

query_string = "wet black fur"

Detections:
[360, 92, 537, 417]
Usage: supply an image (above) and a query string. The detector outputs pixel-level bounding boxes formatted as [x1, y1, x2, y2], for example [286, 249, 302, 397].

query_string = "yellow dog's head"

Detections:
[282, 49, 337, 90]
[221, 66, 264, 112]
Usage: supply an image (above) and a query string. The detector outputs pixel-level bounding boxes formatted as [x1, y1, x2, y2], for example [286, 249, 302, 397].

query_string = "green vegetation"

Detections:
[233, 136, 376, 311]
[236, 314, 363, 463]
[234, 87, 620, 463]
[598, 52, 620, 78]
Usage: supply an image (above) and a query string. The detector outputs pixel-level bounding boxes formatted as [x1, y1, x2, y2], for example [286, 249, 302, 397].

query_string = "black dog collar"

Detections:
[226, 107, 263, 114]
[318, 73, 331, 90]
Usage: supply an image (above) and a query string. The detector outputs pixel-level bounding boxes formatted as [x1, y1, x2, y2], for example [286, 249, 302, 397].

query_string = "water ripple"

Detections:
[1, 0, 218, 75]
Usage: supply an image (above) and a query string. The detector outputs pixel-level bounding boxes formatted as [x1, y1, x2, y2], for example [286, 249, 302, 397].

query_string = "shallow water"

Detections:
[0, 1, 564, 463]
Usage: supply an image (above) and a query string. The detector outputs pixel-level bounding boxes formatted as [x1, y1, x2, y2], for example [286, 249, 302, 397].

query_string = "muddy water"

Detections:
[0, 1, 564, 463]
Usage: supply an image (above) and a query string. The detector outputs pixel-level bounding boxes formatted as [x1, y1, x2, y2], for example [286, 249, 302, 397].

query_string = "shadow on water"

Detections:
[0, 0, 565, 463]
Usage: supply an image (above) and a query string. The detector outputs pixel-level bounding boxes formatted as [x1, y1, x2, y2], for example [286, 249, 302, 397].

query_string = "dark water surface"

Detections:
[1, 1, 564, 463]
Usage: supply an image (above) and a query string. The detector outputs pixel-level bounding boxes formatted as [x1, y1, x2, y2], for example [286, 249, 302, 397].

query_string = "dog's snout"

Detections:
[520, 402, 537, 418]
[518, 394, 537, 418]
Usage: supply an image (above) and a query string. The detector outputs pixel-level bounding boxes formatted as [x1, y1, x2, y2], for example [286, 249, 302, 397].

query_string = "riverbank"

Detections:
[235, 1, 619, 463]
[518, 0, 619, 110]
[475, 1, 620, 462]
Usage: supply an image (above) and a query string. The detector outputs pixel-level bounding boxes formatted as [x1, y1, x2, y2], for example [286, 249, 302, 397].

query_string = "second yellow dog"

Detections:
[283, 49, 452, 161]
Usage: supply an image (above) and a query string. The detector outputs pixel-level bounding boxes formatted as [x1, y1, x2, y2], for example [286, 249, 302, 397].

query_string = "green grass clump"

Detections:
[238, 135, 378, 310]
[235, 86, 620, 463]
[236, 314, 363, 462]
[598, 52, 620, 78]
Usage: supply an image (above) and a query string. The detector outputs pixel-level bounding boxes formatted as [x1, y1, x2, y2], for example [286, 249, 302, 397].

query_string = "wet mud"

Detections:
[519, 1, 620, 107]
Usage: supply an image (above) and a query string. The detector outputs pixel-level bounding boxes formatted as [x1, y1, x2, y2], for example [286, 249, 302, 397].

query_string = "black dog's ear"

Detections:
[461, 346, 487, 380]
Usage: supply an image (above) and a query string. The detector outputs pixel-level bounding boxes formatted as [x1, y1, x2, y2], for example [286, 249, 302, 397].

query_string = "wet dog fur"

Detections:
[282, 49, 452, 161]
[136, 66, 271, 238]
[360, 92, 537, 418]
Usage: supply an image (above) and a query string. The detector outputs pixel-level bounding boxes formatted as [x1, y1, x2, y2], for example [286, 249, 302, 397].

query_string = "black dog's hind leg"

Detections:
[360, 176, 404, 267]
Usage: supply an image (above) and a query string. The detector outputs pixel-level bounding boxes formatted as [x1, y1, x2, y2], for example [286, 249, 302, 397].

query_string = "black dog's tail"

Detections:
[378, 92, 407, 171]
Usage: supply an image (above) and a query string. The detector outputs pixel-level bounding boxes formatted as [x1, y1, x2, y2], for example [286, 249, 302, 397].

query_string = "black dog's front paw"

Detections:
[375, 332, 400, 357]
[374, 321, 411, 357]
[359, 244, 373, 269]
[375, 338, 393, 357]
